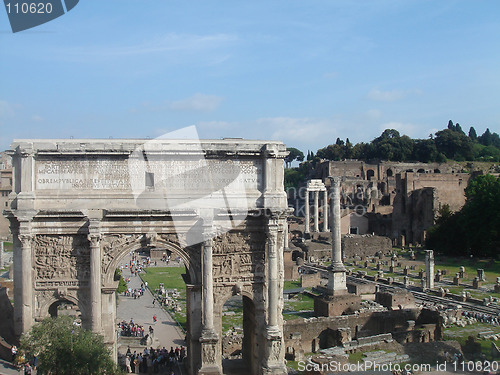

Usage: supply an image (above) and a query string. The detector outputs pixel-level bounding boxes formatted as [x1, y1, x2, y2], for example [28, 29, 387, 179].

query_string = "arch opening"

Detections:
[48, 299, 80, 321]
[221, 294, 258, 375]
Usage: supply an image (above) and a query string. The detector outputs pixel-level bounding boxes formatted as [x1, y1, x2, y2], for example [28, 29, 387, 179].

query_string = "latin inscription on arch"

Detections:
[35, 159, 263, 191]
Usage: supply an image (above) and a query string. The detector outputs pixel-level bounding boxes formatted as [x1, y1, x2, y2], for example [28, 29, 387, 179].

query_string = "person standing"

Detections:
[125, 355, 132, 373]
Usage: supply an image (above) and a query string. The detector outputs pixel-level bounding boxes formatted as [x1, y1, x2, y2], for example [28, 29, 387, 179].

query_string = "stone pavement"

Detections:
[116, 257, 186, 371]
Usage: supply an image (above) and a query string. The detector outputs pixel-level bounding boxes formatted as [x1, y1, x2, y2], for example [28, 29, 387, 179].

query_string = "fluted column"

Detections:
[313, 190, 319, 232]
[304, 190, 310, 234]
[327, 176, 347, 295]
[322, 189, 328, 232]
[88, 231, 102, 332]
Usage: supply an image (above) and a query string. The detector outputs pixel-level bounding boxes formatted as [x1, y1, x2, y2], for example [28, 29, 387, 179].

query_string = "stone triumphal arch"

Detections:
[4, 138, 289, 374]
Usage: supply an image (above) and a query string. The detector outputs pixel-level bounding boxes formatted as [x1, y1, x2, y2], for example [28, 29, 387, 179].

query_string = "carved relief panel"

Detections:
[33, 235, 89, 288]
[212, 231, 266, 284]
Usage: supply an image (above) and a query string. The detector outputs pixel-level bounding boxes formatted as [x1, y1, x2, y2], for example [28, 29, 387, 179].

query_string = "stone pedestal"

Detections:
[199, 332, 222, 375]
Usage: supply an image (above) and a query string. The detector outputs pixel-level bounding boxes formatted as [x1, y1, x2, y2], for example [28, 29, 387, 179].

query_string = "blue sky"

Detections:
[1, 0, 500, 154]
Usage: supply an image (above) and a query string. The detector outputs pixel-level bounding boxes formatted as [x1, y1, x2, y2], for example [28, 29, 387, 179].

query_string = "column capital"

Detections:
[87, 233, 101, 247]
[18, 233, 33, 247]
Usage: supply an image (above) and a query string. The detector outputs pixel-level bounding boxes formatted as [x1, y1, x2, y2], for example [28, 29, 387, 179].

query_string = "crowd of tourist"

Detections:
[118, 319, 147, 337]
[124, 346, 185, 374]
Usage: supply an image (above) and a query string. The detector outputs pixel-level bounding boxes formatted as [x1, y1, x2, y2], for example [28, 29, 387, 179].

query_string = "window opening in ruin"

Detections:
[349, 227, 359, 235]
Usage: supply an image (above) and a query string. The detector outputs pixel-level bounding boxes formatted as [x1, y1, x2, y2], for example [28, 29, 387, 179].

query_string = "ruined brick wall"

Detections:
[283, 309, 436, 353]
[392, 172, 470, 244]
[342, 235, 392, 258]
[300, 272, 321, 288]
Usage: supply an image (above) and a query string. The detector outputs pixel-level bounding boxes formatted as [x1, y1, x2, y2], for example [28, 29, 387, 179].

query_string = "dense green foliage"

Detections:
[426, 174, 500, 257]
[115, 268, 128, 294]
[20, 316, 122, 375]
[313, 121, 500, 163]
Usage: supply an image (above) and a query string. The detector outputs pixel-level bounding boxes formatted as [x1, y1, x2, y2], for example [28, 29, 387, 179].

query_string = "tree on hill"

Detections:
[434, 128, 474, 161]
[468, 126, 478, 140]
[20, 316, 122, 375]
[284, 147, 304, 168]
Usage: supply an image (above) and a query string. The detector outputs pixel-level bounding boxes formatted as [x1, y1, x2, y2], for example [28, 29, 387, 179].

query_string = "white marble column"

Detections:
[327, 176, 347, 295]
[88, 231, 102, 332]
[322, 189, 328, 232]
[313, 190, 319, 232]
[304, 189, 310, 234]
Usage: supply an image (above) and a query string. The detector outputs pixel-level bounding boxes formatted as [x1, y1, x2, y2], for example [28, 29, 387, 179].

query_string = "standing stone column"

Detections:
[284, 222, 289, 249]
[313, 190, 319, 232]
[14, 220, 34, 335]
[264, 218, 286, 374]
[327, 176, 347, 295]
[322, 189, 328, 232]
[0, 240, 3, 270]
[88, 231, 102, 332]
[304, 189, 310, 234]
[425, 250, 434, 290]
[267, 223, 279, 330]
[199, 221, 221, 375]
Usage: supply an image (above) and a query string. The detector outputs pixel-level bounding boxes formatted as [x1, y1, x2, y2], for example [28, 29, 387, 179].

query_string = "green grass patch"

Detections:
[2, 241, 13, 252]
[284, 280, 301, 289]
[348, 351, 364, 363]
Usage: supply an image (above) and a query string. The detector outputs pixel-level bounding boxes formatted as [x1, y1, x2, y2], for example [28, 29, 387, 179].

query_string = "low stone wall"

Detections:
[342, 235, 392, 258]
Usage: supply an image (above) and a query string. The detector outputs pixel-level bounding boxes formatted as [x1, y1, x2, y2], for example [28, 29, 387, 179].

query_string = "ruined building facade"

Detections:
[309, 160, 472, 245]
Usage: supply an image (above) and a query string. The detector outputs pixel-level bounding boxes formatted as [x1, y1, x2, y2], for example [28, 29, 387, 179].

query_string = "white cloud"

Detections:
[31, 115, 43, 122]
[53, 33, 238, 62]
[367, 88, 421, 102]
[168, 94, 224, 112]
